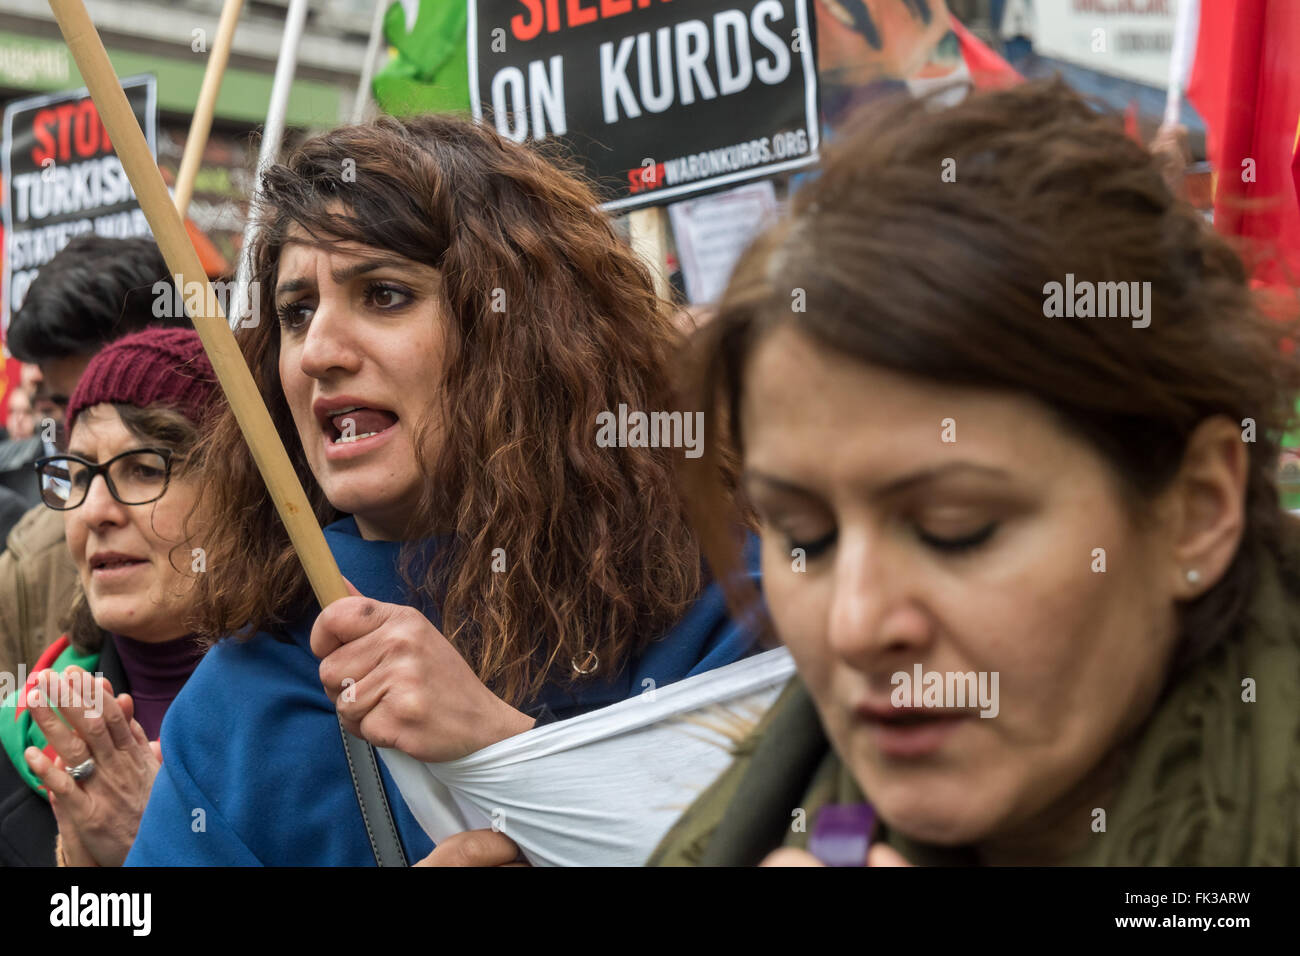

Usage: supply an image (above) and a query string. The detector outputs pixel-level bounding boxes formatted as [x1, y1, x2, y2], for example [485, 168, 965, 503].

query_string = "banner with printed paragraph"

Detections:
[469, 0, 820, 211]
[1, 74, 157, 332]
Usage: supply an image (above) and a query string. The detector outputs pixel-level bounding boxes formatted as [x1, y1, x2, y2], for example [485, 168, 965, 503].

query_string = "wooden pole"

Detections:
[627, 206, 671, 302]
[47, 0, 349, 608]
[174, 0, 245, 218]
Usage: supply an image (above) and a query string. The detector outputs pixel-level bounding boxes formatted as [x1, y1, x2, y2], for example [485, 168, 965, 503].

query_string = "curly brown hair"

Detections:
[680, 78, 1300, 670]
[188, 114, 704, 706]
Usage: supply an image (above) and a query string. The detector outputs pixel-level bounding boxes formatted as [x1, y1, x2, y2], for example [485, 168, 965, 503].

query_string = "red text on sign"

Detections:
[30, 100, 114, 166]
[511, 0, 673, 43]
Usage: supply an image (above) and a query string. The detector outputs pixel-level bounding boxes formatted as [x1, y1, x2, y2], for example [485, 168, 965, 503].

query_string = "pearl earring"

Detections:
[1186, 569, 1201, 585]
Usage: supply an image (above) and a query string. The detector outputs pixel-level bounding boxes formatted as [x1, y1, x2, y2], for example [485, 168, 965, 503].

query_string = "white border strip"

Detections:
[467, 0, 481, 119]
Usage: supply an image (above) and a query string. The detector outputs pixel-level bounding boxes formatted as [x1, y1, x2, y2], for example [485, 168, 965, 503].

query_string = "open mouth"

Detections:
[89, 553, 147, 572]
[322, 404, 400, 445]
[862, 708, 973, 757]
[879, 711, 947, 726]
[859, 702, 976, 723]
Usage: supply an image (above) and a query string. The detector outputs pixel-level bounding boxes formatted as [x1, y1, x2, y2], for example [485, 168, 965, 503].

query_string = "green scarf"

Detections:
[0, 637, 101, 798]
[649, 522, 1300, 867]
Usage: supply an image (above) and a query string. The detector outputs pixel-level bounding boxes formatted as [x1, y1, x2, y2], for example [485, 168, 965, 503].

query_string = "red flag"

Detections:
[1186, 0, 1300, 286]
[1124, 100, 1141, 144]
[950, 14, 1021, 90]
[184, 219, 232, 279]
[0, 211, 14, 433]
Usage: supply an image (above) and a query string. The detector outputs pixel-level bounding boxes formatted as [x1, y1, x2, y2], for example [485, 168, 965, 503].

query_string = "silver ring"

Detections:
[67, 759, 95, 783]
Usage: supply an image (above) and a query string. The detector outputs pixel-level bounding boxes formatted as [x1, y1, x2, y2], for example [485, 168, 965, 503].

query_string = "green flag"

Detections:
[1281, 396, 1300, 511]
[373, 0, 471, 117]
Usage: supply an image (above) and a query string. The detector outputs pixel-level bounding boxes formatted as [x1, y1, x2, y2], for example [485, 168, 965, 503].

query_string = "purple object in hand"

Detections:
[808, 803, 875, 867]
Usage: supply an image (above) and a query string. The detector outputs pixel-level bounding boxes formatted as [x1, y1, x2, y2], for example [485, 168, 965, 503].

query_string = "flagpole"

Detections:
[351, 0, 387, 124]
[46, 0, 349, 609]
[1163, 0, 1199, 129]
[628, 207, 671, 302]
[231, 0, 308, 328]
[174, 0, 245, 218]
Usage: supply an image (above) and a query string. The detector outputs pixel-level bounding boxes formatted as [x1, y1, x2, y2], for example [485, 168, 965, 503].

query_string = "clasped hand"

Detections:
[23, 667, 161, 867]
[311, 582, 535, 763]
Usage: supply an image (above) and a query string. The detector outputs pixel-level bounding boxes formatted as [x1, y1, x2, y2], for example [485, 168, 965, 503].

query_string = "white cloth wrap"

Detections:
[379, 647, 796, 866]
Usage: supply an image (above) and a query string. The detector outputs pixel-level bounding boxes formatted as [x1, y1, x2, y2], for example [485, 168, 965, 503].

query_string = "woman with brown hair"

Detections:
[651, 78, 1300, 866]
[0, 328, 215, 866]
[124, 115, 762, 865]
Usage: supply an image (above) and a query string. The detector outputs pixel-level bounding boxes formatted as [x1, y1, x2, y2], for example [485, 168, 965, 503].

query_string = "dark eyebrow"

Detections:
[58, 446, 162, 466]
[275, 256, 413, 300]
[274, 277, 313, 298]
[742, 469, 810, 497]
[743, 463, 1012, 498]
[330, 256, 410, 285]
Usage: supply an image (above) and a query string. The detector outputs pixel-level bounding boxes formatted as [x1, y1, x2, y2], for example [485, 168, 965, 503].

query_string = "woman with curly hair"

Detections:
[125, 115, 760, 866]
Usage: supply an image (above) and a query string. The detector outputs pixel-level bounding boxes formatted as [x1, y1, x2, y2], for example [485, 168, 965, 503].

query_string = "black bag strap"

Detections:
[338, 714, 409, 866]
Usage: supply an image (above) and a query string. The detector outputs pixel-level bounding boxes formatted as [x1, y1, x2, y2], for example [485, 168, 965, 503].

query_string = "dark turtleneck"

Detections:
[110, 633, 204, 740]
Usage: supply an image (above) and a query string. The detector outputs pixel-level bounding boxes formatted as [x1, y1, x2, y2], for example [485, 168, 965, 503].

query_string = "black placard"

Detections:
[469, 0, 820, 210]
[2, 75, 157, 331]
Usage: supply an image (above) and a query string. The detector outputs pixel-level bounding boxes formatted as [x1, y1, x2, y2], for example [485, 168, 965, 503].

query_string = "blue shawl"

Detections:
[126, 517, 762, 865]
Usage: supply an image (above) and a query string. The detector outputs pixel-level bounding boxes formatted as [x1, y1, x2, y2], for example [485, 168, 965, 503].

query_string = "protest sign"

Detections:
[2, 74, 157, 331]
[1031, 0, 1176, 88]
[469, 0, 820, 211]
[669, 179, 777, 304]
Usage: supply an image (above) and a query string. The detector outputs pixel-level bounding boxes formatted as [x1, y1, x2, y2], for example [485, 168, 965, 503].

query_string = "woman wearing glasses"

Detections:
[0, 328, 215, 866]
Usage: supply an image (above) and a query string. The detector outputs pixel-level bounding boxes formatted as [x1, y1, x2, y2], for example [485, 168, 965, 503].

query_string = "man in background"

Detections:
[0, 372, 38, 544]
[5, 378, 37, 441]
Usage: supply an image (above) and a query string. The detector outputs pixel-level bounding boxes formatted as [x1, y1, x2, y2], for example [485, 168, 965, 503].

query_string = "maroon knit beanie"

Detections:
[67, 327, 218, 430]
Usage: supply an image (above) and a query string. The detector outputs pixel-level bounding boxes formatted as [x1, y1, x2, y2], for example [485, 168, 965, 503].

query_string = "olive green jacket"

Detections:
[650, 520, 1300, 867]
[0, 505, 79, 679]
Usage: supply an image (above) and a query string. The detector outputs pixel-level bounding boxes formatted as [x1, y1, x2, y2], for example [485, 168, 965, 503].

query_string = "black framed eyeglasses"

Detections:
[34, 448, 176, 511]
